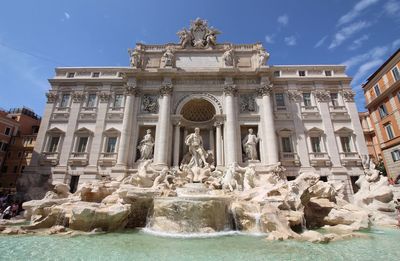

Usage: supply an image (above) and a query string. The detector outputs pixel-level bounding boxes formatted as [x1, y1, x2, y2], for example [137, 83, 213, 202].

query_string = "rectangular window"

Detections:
[77, 137, 88, 153]
[374, 84, 381, 96]
[106, 137, 117, 153]
[17, 151, 22, 158]
[330, 93, 339, 107]
[67, 72, 75, 78]
[4, 127, 11, 136]
[275, 93, 285, 108]
[21, 166, 25, 173]
[340, 136, 351, 153]
[298, 70, 306, 77]
[303, 93, 312, 106]
[48, 136, 60, 152]
[92, 72, 100, 78]
[324, 70, 332, 76]
[385, 123, 395, 140]
[391, 150, 400, 162]
[0, 142, 3, 151]
[273, 71, 281, 77]
[113, 94, 123, 108]
[281, 137, 293, 153]
[310, 137, 321, 153]
[379, 104, 388, 119]
[87, 93, 97, 108]
[392, 66, 400, 81]
[60, 94, 70, 108]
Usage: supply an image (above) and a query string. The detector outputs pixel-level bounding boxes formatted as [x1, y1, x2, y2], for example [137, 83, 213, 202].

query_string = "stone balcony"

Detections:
[98, 152, 118, 166]
[51, 107, 70, 122]
[329, 106, 350, 120]
[68, 152, 89, 166]
[339, 152, 362, 166]
[301, 106, 321, 120]
[274, 107, 292, 120]
[79, 107, 97, 122]
[309, 152, 331, 167]
[280, 152, 301, 166]
[106, 107, 124, 122]
[39, 152, 59, 166]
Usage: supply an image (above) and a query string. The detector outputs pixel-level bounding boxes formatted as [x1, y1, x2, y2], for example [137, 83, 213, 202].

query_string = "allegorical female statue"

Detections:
[137, 129, 154, 160]
[184, 128, 208, 168]
[242, 128, 260, 161]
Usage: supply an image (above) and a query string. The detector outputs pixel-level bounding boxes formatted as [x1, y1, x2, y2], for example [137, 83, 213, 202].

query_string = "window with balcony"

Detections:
[378, 104, 389, 119]
[86, 93, 97, 108]
[275, 93, 286, 110]
[392, 66, 400, 81]
[374, 84, 381, 96]
[392, 150, 400, 162]
[60, 93, 70, 108]
[310, 137, 321, 153]
[330, 93, 339, 107]
[303, 93, 312, 107]
[113, 94, 124, 108]
[384, 123, 395, 140]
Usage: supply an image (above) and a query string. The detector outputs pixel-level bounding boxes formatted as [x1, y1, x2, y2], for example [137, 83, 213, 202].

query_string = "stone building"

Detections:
[26, 19, 368, 196]
[359, 111, 381, 161]
[362, 48, 400, 180]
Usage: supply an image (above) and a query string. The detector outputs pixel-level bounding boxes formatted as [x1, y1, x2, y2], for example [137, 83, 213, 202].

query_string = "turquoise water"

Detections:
[1, 228, 400, 261]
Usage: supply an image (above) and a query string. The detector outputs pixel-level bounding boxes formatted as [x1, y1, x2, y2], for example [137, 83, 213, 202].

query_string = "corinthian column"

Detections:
[116, 80, 138, 167]
[224, 81, 239, 165]
[214, 121, 223, 166]
[153, 78, 173, 167]
[258, 79, 279, 164]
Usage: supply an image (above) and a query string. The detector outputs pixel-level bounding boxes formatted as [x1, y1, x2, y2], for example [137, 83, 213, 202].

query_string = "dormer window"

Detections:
[324, 70, 332, 76]
[67, 72, 75, 78]
[298, 70, 306, 77]
[92, 72, 100, 78]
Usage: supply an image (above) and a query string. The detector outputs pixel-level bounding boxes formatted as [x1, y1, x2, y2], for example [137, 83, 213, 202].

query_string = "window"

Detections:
[378, 104, 389, 119]
[324, 70, 332, 76]
[298, 70, 306, 77]
[275, 93, 285, 109]
[76, 137, 89, 153]
[13, 166, 18, 173]
[92, 72, 100, 78]
[1, 143, 8, 152]
[113, 94, 123, 108]
[17, 151, 22, 158]
[281, 137, 293, 153]
[21, 166, 25, 173]
[67, 72, 75, 78]
[374, 84, 380, 96]
[384, 123, 395, 140]
[340, 136, 351, 153]
[273, 71, 281, 77]
[106, 137, 117, 153]
[60, 94, 70, 108]
[391, 150, 400, 162]
[310, 137, 321, 153]
[392, 66, 400, 81]
[397, 91, 400, 103]
[4, 127, 11, 136]
[87, 93, 97, 108]
[303, 93, 312, 106]
[330, 93, 339, 107]
[48, 136, 60, 152]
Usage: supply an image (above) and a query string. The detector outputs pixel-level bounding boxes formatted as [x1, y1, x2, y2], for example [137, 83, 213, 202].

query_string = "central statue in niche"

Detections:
[184, 128, 209, 168]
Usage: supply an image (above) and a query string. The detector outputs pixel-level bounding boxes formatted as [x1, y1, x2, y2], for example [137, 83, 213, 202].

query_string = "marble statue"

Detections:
[221, 163, 239, 191]
[137, 129, 154, 160]
[176, 18, 221, 49]
[257, 49, 270, 67]
[222, 47, 234, 67]
[128, 48, 142, 68]
[160, 47, 175, 68]
[184, 128, 208, 168]
[177, 28, 192, 48]
[242, 128, 259, 161]
[205, 27, 219, 47]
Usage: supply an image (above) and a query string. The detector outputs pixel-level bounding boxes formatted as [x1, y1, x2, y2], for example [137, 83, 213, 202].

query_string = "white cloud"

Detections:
[328, 21, 370, 49]
[384, 0, 400, 16]
[352, 59, 384, 86]
[277, 14, 289, 26]
[64, 12, 70, 19]
[342, 46, 388, 69]
[393, 38, 400, 49]
[265, 34, 275, 44]
[314, 36, 328, 48]
[337, 0, 379, 26]
[348, 34, 369, 50]
[284, 36, 296, 46]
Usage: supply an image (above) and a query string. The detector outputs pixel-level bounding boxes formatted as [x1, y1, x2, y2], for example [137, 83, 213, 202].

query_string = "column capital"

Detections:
[160, 78, 173, 96]
[214, 121, 223, 127]
[98, 91, 112, 103]
[45, 92, 58, 103]
[256, 83, 273, 96]
[313, 90, 330, 102]
[223, 84, 237, 96]
[124, 79, 139, 96]
[287, 89, 302, 102]
[72, 91, 85, 103]
[341, 89, 355, 102]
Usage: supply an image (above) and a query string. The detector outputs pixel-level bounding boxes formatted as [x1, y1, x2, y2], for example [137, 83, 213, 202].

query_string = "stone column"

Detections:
[209, 128, 215, 152]
[116, 81, 138, 167]
[224, 81, 239, 165]
[173, 121, 181, 166]
[215, 121, 223, 167]
[153, 79, 173, 167]
[258, 79, 279, 164]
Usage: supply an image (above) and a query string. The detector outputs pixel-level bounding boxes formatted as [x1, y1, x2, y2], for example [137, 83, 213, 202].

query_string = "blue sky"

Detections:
[0, 0, 399, 115]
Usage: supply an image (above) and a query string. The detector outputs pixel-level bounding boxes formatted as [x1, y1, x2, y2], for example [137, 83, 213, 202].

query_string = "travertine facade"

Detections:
[26, 19, 368, 195]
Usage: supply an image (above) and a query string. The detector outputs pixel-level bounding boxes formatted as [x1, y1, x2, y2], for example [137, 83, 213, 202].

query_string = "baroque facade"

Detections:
[27, 19, 368, 195]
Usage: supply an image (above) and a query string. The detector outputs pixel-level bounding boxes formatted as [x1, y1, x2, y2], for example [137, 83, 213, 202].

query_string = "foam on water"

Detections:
[141, 228, 268, 238]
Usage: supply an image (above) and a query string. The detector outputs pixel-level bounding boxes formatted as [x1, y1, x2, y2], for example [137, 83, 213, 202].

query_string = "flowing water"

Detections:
[1, 228, 400, 260]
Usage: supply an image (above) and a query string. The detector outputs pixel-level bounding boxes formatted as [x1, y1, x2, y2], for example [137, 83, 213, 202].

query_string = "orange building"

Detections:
[359, 111, 381, 161]
[0, 107, 40, 191]
[0, 109, 19, 183]
[363, 48, 400, 180]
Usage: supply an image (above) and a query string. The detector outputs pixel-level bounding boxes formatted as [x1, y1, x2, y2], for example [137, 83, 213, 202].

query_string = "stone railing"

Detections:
[340, 152, 361, 166]
[309, 152, 331, 167]
[98, 152, 118, 166]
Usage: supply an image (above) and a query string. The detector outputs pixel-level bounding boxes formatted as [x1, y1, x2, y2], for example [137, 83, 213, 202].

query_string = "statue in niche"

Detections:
[160, 47, 175, 68]
[128, 48, 142, 68]
[222, 47, 234, 67]
[242, 128, 260, 161]
[257, 48, 270, 67]
[184, 128, 209, 168]
[137, 129, 154, 160]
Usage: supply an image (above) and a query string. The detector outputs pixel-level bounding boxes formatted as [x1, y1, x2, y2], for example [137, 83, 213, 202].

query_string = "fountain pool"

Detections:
[1, 228, 400, 260]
